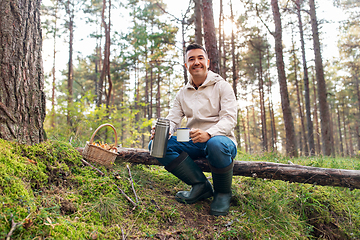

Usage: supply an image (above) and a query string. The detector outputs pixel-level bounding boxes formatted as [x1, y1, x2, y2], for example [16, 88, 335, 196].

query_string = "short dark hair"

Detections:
[185, 43, 208, 57]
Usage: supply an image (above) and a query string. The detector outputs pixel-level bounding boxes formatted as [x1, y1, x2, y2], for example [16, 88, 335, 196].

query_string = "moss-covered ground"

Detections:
[1, 139, 360, 239]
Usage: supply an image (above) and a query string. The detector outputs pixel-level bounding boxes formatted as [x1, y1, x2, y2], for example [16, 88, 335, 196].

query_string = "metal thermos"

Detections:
[150, 118, 170, 158]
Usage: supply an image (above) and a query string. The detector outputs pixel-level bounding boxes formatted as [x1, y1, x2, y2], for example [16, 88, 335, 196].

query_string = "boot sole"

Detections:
[210, 209, 229, 216]
[175, 191, 213, 204]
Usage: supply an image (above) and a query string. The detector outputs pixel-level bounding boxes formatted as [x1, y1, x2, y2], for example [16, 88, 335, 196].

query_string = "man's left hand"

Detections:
[190, 128, 211, 143]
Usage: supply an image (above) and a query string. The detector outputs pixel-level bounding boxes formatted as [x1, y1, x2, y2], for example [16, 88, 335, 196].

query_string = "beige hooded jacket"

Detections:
[166, 70, 238, 145]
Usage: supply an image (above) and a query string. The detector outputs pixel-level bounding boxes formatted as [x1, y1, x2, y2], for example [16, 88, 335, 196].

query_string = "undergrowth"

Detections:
[1, 139, 359, 239]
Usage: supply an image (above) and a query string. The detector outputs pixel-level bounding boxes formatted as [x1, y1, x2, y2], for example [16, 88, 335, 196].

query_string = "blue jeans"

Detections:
[148, 135, 237, 169]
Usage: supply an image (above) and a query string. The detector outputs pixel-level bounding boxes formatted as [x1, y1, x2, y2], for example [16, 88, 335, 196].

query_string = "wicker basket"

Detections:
[82, 123, 118, 166]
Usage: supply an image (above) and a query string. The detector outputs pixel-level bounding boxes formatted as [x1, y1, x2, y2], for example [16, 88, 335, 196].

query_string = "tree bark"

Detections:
[0, 0, 46, 144]
[202, 0, 220, 73]
[296, 0, 315, 156]
[271, 0, 298, 157]
[291, 35, 308, 155]
[77, 147, 360, 189]
[309, 0, 332, 156]
[66, 0, 74, 126]
[194, 0, 203, 45]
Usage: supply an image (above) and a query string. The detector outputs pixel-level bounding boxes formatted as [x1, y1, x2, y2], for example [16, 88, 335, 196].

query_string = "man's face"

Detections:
[185, 48, 210, 80]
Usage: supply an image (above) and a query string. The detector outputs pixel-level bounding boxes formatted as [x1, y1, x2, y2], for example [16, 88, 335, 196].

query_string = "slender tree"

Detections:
[271, 0, 298, 157]
[309, 0, 332, 156]
[295, 0, 315, 155]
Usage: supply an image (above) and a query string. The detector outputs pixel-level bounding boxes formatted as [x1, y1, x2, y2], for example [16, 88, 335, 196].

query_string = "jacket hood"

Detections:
[187, 70, 224, 89]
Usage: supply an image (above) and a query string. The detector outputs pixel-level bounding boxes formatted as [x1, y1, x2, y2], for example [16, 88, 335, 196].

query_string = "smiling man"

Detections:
[149, 43, 238, 216]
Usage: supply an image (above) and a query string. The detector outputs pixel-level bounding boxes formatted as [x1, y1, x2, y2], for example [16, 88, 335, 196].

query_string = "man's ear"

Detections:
[207, 59, 210, 68]
[185, 62, 188, 69]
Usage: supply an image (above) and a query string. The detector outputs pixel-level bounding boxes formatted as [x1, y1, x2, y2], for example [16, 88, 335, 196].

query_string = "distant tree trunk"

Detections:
[258, 48, 267, 152]
[355, 72, 360, 151]
[194, 0, 203, 45]
[246, 106, 252, 154]
[51, 0, 59, 129]
[66, 0, 74, 125]
[241, 110, 248, 153]
[156, 71, 161, 118]
[202, 0, 220, 73]
[336, 104, 344, 156]
[312, 69, 321, 154]
[230, 0, 240, 148]
[348, 124, 354, 156]
[296, 0, 315, 156]
[182, 21, 189, 85]
[291, 36, 308, 155]
[271, 0, 298, 157]
[104, 0, 112, 108]
[0, 0, 46, 144]
[267, 48, 277, 152]
[309, 0, 332, 156]
[150, 59, 154, 119]
[341, 103, 349, 156]
[218, 0, 223, 75]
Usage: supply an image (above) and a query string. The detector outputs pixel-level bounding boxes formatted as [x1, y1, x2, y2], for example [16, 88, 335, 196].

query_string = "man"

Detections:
[149, 43, 237, 216]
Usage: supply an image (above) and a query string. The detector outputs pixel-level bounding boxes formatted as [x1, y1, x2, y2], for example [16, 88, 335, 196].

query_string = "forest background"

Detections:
[40, 0, 360, 157]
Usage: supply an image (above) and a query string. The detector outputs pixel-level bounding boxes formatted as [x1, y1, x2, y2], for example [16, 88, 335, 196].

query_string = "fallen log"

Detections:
[76, 147, 360, 190]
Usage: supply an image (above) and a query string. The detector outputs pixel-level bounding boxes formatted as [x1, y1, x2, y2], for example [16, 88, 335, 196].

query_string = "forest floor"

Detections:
[1, 139, 360, 239]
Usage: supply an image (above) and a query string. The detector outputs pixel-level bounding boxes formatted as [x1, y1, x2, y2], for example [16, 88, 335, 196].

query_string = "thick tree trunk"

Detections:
[271, 0, 298, 157]
[0, 0, 46, 144]
[309, 0, 332, 156]
[77, 147, 360, 189]
[202, 0, 220, 73]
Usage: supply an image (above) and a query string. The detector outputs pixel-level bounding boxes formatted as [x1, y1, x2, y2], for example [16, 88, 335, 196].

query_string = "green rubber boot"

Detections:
[210, 162, 234, 216]
[165, 152, 214, 204]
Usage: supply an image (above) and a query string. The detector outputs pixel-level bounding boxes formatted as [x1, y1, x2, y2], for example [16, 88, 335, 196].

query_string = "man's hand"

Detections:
[190, 128, 211, 143]
[150, 126, 171, 140]
[150, 126, 155, 140]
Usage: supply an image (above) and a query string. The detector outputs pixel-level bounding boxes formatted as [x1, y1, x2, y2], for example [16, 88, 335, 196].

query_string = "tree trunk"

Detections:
[105, 0, 112, 108]
[312, 69, 321, 154]
[292, 36, 308, 155]
[51, 0, 59, 129]
[202, 0, 220, 73]
[76, 147, 360, 190]
[182, 18, 189, 85]
[271, 0, 298, 157]
[241, 110, 248, 153]
[67, 0, 74, 125]
[247, 106, 252, 154]
[309, 0, 332, 156]
[258, 48, 267, 152]
[194, 0, 203, 45]
[218, 0, 223, 75]
[296, 0, 315, 156]
[0, 0, 46, 144]
[336, 104, 344, 156]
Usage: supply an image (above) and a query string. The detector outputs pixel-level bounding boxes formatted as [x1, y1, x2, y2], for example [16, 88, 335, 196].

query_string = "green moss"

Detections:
[0, 139, 360, 239]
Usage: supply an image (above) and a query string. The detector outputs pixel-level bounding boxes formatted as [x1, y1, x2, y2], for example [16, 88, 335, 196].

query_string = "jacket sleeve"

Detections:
[166, 91, 185, 136]
[206, 81, 237, 137]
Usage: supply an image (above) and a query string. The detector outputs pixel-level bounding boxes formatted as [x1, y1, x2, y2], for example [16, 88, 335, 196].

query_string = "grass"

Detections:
[0, 139, 359, 239]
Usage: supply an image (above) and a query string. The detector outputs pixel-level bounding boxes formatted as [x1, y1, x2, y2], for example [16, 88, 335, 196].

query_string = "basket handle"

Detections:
[89, 123, 118, 146]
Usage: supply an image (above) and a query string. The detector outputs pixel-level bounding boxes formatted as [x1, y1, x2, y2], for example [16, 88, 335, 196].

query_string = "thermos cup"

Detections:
[150, 118, 170, 158]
